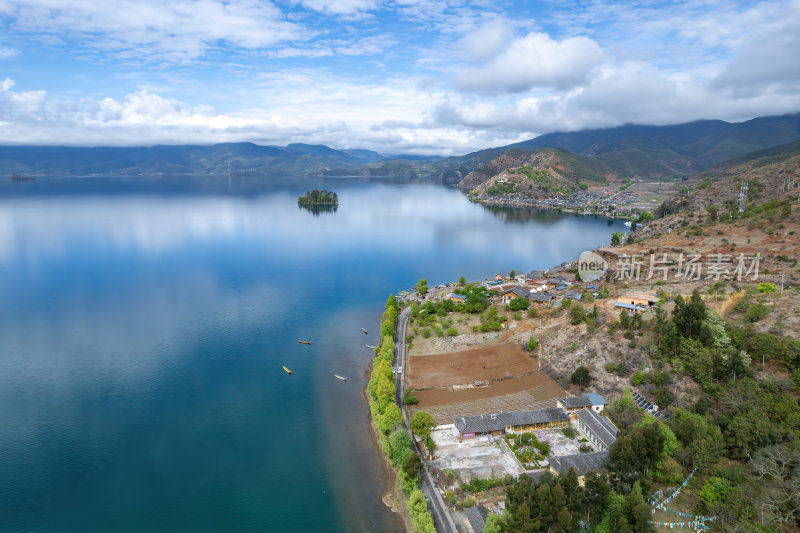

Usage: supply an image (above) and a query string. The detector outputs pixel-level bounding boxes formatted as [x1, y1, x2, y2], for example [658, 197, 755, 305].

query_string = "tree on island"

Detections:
[297, 189, 338, 205]
[459, 276, 466, 286]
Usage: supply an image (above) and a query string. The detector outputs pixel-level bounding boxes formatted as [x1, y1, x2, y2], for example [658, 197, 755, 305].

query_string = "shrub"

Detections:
[404, 388, 418, 405]
[462, 496, 476, 508]
[527, 335, 537, 351]
[446, 327, 458, 336]
[632, 370, 646, 385]
[757, 282, 777, 293]
[527, 307, 538, 317]
[571, 366, 592, 386]
[744, 303, 770, 322]
[562, 427, 576, 439]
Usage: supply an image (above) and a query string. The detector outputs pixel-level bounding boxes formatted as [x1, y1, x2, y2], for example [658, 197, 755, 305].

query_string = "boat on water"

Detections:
[361, 328, 368, 334]
[366, 344, 376, 349]
[334, 374, 347, 382]
[283, 366, 292, 374]
[298, 340, 311, 345]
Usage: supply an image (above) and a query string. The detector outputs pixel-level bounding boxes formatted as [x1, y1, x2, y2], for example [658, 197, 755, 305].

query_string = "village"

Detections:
[392, 268, 671, 533]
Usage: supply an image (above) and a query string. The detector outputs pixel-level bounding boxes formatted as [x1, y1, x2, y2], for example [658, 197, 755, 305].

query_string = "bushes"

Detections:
[407, 489, 436, 533]
[571, 366, 592, 386]
[631, 370, 646, 385]
[527, 335, 537, 351]
[562, 427, 576, 439]
[744, 303, 770, 322]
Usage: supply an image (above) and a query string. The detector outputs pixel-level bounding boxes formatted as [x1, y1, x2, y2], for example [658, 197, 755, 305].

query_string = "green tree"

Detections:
[510, 297, 530, 311]
[571, 366, 592, 386]
[484, 513, 504, 533]
[459, 276, 466, 285]
[416, 278, 428, 295]
[527, 335, 538, 351]
[700, 477, 730, 508]
[410, 410, 436, 437]
[379, 403, 403, 435]
[611, 232, 623, 246]
[570, 304, 585, 325]
[757, 282, 777, 293]
[509, 269, 516, 279]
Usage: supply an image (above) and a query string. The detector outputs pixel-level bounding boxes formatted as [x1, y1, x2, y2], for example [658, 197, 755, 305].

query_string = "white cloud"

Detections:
[0, 46, 19, 58]
[0, 0, 307, 61]
[0, 78, 14, 91]
[293, 0, 380, 16]
[455, 31, 605, 94]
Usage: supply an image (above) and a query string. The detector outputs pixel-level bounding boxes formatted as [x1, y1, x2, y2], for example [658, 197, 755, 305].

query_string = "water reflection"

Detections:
[0, 177, 626, 533]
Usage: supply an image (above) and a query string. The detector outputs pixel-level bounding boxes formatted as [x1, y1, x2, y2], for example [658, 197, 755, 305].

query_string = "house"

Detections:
[528, 293, 556, 305]
[454, 408, 570, 441]
[448, 293, 466, 302]
[587, 284, 600, 291]
[494, 273, 509, 281]
[501, 286, 530, 303]
[583, 393, 607, 412]
[563, 290, 583, 301]
[557, 394, 607, 412]
[616, 291, 659, 308]
[548, 451, 610, 483]
[526, 270, 545, 283]
[574, 408, 617, 451]
[615, 302, 646, 312]
[556, 272, 577, 283]
[464, 505, 489, 533]
[555, 284, 569, 291]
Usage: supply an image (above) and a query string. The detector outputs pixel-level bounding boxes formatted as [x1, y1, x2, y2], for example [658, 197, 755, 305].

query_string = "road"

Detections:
[393, 307, 458, 533]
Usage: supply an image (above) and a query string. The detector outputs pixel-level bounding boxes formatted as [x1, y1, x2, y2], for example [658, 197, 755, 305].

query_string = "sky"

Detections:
[0, 0, 799, 154]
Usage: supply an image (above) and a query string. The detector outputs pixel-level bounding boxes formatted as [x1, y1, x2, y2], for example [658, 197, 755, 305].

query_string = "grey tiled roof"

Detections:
[505, 286, 529, 298]
[576, 408, 617, 449]
[560, 396, 592, 408]
[464, 505, 488, 533]
[549, 451, 610, 476]
[454, 408, 568, 434]
[507, 407, 569, 427]
[528, 293, 556, 302]
[564, 290, 582, 300]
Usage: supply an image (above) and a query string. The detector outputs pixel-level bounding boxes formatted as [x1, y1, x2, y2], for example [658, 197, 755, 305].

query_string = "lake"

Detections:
[0, 176, 625, 532]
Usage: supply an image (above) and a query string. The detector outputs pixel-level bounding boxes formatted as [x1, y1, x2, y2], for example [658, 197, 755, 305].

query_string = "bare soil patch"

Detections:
[407, 342, 538, 389]
[413, 371, 566, 407]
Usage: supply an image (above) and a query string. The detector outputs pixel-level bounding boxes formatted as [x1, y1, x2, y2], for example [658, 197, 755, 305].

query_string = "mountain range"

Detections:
[2, 113, 799, 185]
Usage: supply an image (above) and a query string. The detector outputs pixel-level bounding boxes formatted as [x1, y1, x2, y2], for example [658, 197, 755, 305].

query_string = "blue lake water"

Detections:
[0, 176, 626, 532]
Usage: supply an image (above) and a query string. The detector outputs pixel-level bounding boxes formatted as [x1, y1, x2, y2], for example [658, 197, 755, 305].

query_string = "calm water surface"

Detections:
[0, 176, 626, 532]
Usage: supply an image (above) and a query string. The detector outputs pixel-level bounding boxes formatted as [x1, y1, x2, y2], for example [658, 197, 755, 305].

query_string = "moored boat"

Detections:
[283, 366, 292, 374]
[298, 340, 311, 344]
[361, 328, 367, 334]
[334, 374, 347, 381]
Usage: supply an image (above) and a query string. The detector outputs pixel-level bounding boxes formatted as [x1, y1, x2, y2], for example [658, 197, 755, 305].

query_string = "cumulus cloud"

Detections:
[0, 0, 306, 61]
[455, 31, 605, 94]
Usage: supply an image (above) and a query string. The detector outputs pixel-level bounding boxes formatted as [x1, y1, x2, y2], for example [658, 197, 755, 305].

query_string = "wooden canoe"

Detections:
[283, 366, 292, 374]
[298, 340, 311, 345]
[334, 374, 348, 382]
[361, 328, 368, 334]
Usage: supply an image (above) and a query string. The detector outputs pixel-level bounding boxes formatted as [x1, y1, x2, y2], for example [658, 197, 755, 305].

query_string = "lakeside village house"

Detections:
[452, 395, 616, 482]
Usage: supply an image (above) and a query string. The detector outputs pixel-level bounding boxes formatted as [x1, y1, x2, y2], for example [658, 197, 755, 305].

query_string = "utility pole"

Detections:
[738, 182, 748, 213]
[780, 273, 785, 294]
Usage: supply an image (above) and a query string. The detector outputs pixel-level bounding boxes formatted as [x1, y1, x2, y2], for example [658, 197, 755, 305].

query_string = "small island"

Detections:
[298, 189, 338, 206]
[297, 189, 338, 215]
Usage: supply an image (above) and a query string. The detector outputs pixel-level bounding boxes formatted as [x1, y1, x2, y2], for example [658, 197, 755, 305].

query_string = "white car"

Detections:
[397, 366, 403, 374]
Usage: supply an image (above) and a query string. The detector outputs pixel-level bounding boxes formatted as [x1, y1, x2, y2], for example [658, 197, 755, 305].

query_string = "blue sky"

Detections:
[0, 0, 798, 154]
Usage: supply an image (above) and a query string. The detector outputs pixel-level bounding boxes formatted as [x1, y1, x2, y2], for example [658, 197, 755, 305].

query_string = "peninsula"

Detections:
[367, 143, 800, 533]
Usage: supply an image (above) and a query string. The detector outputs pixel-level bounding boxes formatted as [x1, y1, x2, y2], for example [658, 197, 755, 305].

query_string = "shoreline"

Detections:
[469, 196, 635, 219]
[363, 353, 416, 533]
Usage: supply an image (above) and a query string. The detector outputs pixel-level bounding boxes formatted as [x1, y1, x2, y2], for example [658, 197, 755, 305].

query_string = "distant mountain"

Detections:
[0, 142, 388, 176]
[1, 112, 798, 181]
[323, 112, 800, 188]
